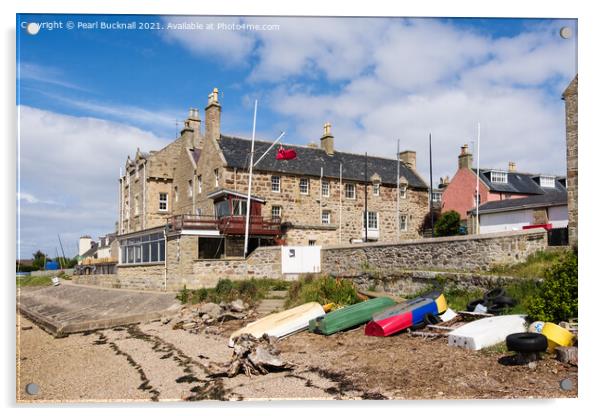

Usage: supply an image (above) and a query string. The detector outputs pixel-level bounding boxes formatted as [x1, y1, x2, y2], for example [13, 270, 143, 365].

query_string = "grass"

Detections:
[489, 250, 567, 279]
[285, 274, 360, 309]
[176, 278, 291, 306]
[16, 275, 52, 287]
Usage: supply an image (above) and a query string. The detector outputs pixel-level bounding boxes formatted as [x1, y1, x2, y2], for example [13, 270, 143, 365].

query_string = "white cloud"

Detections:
[18, 62, 89, 91]
[17, 106, 169, 256]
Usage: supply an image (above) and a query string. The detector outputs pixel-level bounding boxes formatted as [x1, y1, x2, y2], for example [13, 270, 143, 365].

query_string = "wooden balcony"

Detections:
[168, 215, 282, 236]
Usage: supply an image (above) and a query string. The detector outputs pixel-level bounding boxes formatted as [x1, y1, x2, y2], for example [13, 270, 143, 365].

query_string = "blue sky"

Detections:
[16, 14, 577, 257]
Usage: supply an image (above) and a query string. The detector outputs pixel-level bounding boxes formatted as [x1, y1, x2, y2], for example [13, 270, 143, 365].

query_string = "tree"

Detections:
[31, 250, 48, 270]
[434, 210, 461, 237]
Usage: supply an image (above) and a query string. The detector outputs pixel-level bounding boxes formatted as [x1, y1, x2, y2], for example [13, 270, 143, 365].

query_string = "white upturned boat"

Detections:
[228, 302, 325, 347]
[448, 314, 527, 350]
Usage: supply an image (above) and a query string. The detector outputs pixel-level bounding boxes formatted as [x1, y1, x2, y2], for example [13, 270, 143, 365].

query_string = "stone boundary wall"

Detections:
[352, 270, 542, 297]
[31, 268, 74, 277]
[71, 273, 121, 289]
[322, 229, 548, 276]
[188, 246, 282, 289]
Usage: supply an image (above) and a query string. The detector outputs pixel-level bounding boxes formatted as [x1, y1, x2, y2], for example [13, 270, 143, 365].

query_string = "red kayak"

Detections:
[365, 291, 447, 337]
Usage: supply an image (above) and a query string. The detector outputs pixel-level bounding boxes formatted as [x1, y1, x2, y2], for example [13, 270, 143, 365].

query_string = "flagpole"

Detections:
[364, 152, 368, 242]
[244, 100, 258, 257]
[396, 139, 400, 241]
[429, 133, 434, 233]
[475, 122, 481, 235]
[253, 131, 285, 167]
[339, 162, 342, 244]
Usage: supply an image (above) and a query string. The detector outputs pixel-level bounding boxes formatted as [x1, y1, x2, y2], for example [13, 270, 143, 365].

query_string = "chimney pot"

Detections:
[205, 87, 222, 142]
[320, 122, 334, 155]
[508, 161, 517, 172]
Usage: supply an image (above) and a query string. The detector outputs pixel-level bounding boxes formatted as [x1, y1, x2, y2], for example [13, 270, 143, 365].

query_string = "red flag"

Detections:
[276, 145, 297, 160]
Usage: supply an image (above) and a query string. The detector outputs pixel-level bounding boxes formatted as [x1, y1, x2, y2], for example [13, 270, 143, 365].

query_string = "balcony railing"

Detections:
[168, 214, 282, 236]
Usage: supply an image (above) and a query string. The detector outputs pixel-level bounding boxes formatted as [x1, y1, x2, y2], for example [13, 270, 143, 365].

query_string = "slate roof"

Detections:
[218, 135, 428, 189]
[469, 188, 567, 215]
[473, 169, 566, 195]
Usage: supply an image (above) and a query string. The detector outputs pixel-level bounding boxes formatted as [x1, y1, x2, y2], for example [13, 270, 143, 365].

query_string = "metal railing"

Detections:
[167, 214, 282, 235]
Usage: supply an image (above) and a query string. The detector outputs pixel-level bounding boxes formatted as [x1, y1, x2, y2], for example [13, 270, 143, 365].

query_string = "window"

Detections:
[197, 175, 202, 193]
[120, 232, 165, 264]
[196, 208, 202, 216]
[490, 170, 508, 184]
[135, 165, 140, 180]
[322, 179, 330, 197]
[399, 185, 407, 199]
[214, 168, 219, 187]
[540, 175, 555, 188]
[271, 176, 281, 192]
[188, 180, 193, 197]
[321, 210, 331, 224]
[400, 214, 408, 231]
[125, 201, 130, 219]
[134, 195, 140, 215]
[308, 240, 317, 246]
[431, 191, 441, 203]
[232, 199, 248, 216]
[373, 183, 380, 196]
[345, 183, 355, 199]
[174, 186, 179, 202]
[299, 178, 309, 194]
[159, 193, 168, 211]
[271, 205, 282, 219]
[364, 212, 378, 230]
[474, 194, 481, 206]
[504, 194, 512, 200]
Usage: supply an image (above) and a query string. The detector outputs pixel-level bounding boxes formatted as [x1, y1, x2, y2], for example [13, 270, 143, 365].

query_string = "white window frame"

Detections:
[321, 210, 331, 225]
[134, 195, 140, 215]
[214, 168, 219, 187]
[400, 185, 407, 199]
[399, 214, 408, 231]
[159, 193, 168, 212]
[364, 211, 378, 230]
[373, 183, 380, 196]
[431, 191, 441, 203]
[271, 205, 282, 219]
[540, 176, 555, 188]
[299, 177, 309, 195]
[271, 176, 281, 193]
[345, 183, 356, 199]
[322, 179, 330, 197]
[490, 170, 508, 184]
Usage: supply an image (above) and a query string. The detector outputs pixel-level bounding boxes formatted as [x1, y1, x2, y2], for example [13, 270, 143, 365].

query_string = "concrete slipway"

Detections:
[17, 282, 180, 337]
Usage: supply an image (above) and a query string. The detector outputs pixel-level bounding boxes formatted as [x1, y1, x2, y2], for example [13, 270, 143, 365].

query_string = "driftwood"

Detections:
[212, 333, 293, 378]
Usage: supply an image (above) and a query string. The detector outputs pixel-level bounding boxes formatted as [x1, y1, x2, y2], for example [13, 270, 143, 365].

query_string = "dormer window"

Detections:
[490, 170, 508, 184]
[539, 175, 555, 188]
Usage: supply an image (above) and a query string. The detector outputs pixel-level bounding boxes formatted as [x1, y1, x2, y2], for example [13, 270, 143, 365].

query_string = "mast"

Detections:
[364, 152, 368, 242]
[429, 133, 434, 233]
[243, 100, 258, 257]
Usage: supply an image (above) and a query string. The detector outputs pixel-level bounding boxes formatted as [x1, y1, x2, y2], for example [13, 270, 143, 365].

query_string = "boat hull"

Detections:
[308, 297, 396, 335]
[447, 315, 527, 350]
[228, 302, 325, 347]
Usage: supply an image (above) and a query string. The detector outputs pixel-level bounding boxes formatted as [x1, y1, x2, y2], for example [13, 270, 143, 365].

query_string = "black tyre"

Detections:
[506, 332, 548, 353]
[487, 304, 507, 315]
[423, 313, 442, 325]
[409, 320, 426, 331]
[484, 287, 506, 301]
[466, 299, 485, 312]
[491, 295, 517, 307]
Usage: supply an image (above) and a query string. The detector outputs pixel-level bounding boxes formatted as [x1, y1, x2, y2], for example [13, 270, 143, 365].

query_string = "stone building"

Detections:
[563, 75, 578, 247]
[111, 88, 429, 288]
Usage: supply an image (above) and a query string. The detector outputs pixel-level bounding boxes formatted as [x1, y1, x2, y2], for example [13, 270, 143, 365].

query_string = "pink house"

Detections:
[442, 145, 565, 224]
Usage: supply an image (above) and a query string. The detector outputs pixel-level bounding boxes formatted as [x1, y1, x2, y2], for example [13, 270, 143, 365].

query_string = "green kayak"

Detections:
[308, 297, 396, 335]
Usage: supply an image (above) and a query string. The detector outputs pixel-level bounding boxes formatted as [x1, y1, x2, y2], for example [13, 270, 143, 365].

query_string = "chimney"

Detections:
[458, 144, 473, 170]
[399, 150, 416, 171]
[508, 161, 517, 172]
[204, 88, 221, 142]
[181, 108, 201, 148]
[320, 122, 335, 155]
[79, 235, 92, 257]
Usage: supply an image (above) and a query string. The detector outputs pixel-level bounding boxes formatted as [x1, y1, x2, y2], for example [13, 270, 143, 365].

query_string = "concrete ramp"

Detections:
[17, 284, 181, 337]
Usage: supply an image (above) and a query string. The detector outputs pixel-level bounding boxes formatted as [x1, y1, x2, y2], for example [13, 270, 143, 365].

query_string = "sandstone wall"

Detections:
[321, 229, 548, 276]
[564, 75, 578, 247]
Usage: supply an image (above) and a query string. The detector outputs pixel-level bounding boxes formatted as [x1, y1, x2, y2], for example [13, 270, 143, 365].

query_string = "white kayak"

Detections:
[448, 314, 527, 350]
[228, 302, 325, 347]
